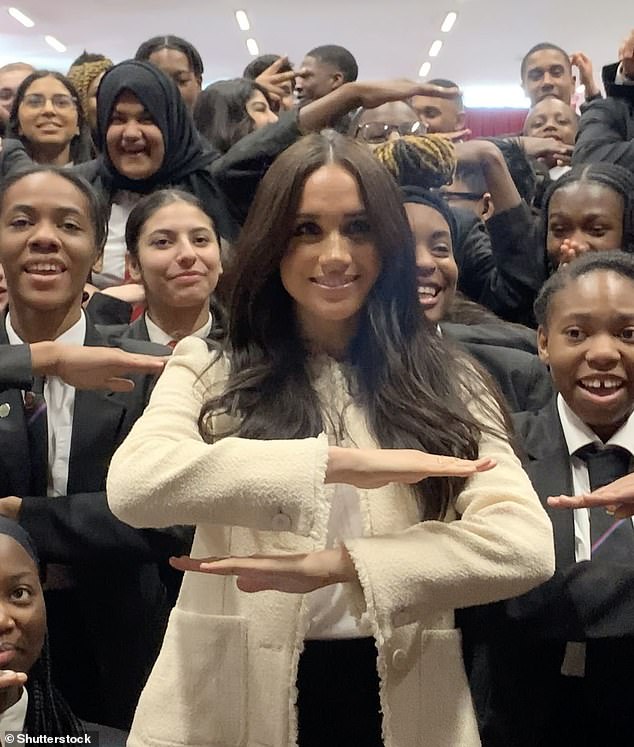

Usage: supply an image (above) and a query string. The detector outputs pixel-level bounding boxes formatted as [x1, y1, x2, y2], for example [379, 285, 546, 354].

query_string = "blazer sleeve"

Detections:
[107, 337, 332, 539]
[343, 392, 555, 638]
[572, 98, 634, 169]
[0, 344, 33, 392]
[18, 490, 192, 564]
[210, 111, 302, 226]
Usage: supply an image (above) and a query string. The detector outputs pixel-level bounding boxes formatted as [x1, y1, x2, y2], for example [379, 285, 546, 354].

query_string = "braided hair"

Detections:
[541, 162, 634, 254]
[373, 134, 456, 190]
[67, 52, 113, 117]
[25, 641, 84, 737]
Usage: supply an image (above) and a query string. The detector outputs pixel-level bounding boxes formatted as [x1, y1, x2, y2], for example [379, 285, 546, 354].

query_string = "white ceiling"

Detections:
[0, 0, 630, 99]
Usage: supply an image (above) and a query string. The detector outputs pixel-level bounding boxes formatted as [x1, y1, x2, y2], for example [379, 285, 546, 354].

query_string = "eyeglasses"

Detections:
[356, 120, 427, 144]
[21, 93, 77, 111]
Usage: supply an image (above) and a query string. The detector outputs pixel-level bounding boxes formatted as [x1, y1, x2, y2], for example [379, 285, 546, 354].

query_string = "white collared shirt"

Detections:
[144, 312, 212, 346]
[92, 190, 140, 289]
[557, 394, 634, 562]
[6, 312, 87, 497]
[0, 688, 28, 744]
[556, 394, 634, 677]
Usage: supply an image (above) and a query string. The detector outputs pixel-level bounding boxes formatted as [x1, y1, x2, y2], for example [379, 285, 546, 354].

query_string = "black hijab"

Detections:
[400, 185, 458, 249]
[0, 516, 38, 564]
[95, 60, 236, 238]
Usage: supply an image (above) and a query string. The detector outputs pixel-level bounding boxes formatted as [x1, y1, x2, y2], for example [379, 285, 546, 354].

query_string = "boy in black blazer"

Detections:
[0, 167, 189, 729]
[463, 251, 634, 747]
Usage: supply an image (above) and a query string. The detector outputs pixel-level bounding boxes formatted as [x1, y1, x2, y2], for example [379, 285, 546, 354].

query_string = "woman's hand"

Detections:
[326, 446, 495, 489]
[169, 546, 356, 593]
[548, 472, 634, 518]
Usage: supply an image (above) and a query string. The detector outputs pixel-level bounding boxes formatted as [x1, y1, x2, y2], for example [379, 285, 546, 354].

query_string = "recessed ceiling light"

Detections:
[44, 35, 66, 53]
[235, 10, 250, 31]
[441, 12, 457, 33]
[8, 7, 34, 27]
[246, 38, 259, 56]
[419, 61, 431, 77]
[429, 40, 443, 57]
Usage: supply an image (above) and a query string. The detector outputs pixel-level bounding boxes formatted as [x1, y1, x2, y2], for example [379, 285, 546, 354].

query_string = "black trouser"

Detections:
[297, 638, 383, 747]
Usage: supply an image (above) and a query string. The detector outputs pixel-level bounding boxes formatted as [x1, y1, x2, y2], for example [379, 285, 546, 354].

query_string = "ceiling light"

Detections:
[235, 10, 250, 31]
[44, 35, 66, 53]
[429, 40, 443, 57]
[8, 7, 34, 27]
[418, 61, 431, 78]
[441, 12, 457, 33]
[246, 38, 259, 56]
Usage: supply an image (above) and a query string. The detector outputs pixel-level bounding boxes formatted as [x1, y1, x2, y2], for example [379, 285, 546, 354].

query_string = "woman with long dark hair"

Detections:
[194, 78, 278, 153]
[108, 131, 553, 746]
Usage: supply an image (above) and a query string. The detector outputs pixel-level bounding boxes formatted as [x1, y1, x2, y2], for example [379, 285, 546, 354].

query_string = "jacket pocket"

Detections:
[419, 628, 481, 747]
[129, 608, 247, 747]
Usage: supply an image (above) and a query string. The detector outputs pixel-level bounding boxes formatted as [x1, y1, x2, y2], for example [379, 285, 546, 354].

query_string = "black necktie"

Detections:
[24, 376, 48, 496]
[576, 444, 634, 562]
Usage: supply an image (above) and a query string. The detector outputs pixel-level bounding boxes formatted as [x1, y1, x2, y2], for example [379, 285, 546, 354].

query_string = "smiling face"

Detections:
[128, 200, 221, 313]
[0, 172, 96, 314]
[524, 97, 577, 145]
[538, 271, 634, 440]
[522, 48, 574, 106]
[547, 182, 624, 267]
[17, 75, 79, 152]
[0, 535, 46, 678]
[106, 91, 165, 180]
[405, 202, 458, 323]
[279, 164, 381, 348]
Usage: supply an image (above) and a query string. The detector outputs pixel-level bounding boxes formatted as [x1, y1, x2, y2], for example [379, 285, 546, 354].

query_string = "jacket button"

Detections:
[392, 649, 407, 670]
[0, 403, 10, 418]
[271, 512, 292, 531]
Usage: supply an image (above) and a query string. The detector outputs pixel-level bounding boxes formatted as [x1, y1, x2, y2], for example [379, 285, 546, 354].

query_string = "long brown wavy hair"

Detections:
[200, 131, 507, 520]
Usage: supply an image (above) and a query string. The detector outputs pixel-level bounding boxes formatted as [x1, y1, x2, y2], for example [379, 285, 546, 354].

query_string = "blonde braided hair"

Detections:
[67, 55, 113, 116]
[373, 134, 456, 189]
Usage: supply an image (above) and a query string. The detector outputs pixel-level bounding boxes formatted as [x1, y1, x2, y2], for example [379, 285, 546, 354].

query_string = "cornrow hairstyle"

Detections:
[534, 250, 634, 327]
[540, 162, 634, 255]
[373, 134, 456, 190]
[243, 54, 294, 79]
[67, 52, 113, 116]
[7, 70, 93, 165]
[521, 42, 571, 80]
[306, 44, 358, 82]
[135, 35, 204, 81]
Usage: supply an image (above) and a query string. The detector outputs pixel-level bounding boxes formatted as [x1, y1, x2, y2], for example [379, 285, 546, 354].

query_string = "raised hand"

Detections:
[519, 136, 573, 166]
[618, 29, 634, 80]
[353, 79, 461, 111]
[31, 343, 167, 391]
[170, 546, 356, 593]
[556, 238, 588, 267]
[548, 472, 634, 518]
[570, 51, 600, 98]
[255, 56, 296, 111]
[326, 446, 495, 490]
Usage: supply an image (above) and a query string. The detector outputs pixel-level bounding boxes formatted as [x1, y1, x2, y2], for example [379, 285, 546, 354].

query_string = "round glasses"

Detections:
[21, 93, 77, 111]
[355, 120, 427, 144]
